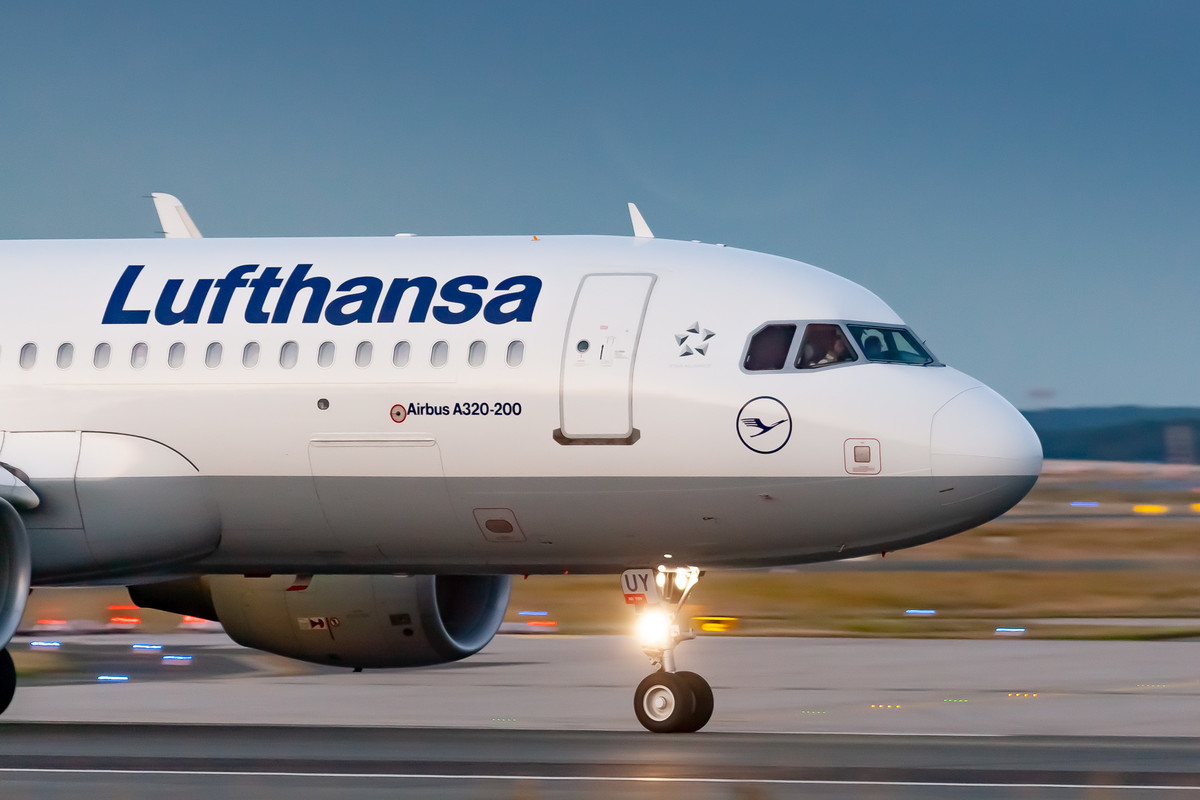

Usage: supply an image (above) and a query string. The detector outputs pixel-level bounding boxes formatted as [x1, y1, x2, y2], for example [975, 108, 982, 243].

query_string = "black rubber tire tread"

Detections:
[674, 670, 714, 732]
[633, 671, 696, 733]
[0, 649, 14, 716]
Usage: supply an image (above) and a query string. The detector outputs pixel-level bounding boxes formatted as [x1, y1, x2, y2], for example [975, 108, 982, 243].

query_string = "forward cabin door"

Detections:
[557, 273, 656, 443]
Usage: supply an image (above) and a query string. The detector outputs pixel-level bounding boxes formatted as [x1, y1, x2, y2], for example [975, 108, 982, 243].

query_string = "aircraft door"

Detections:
[557, 273, 656, 443]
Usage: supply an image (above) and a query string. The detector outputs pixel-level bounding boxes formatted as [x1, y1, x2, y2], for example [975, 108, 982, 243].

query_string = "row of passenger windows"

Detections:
[743, 322, 937, 372]
[8, 340, 526, 371]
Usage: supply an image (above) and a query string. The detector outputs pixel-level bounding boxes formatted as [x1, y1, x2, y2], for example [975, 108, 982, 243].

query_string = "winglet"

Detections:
[151, 193, 203, 238]
[628, 203, 654, 239]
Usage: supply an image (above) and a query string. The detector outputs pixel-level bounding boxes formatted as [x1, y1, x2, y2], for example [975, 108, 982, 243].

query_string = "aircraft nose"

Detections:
[931, 386, 1042, 512]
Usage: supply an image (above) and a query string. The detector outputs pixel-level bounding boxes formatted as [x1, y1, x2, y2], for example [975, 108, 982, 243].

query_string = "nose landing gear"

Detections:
[623, 566, 713, 733]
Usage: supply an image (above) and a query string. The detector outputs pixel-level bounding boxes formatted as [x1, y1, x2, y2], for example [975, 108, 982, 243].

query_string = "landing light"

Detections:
[635, 609, 674, 651]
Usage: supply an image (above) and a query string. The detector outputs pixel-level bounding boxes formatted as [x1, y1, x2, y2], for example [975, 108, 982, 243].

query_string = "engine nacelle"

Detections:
[131, 573, 511, 669]
[0, 499, 31, 648]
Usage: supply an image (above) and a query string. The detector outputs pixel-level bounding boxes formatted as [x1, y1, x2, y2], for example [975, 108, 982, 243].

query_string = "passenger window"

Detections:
[242, 342, 261, 368]
[168, 342, 185, 369]
[506, 340, 524, 367]
[847, 325, 936, 365]
[796, 324, 857, 369]
[205, 343, 223, 368]
[94, 343, 111, 369]
[131, 343, 148, 369]
[392, 341, 410, 368]
[468, 340, 486, 367]
[431, 341, 448, 368]
[280, 341, 299, 369]
[19, 344, 36, 370]
[355, 341, 373, 367]
[57, 343, 74, 369]
[744, 324, 796, 371]
[318, 341, 335, 368]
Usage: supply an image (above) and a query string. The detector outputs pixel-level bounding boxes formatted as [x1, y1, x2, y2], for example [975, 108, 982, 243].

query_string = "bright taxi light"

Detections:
[636, 609, 673, 650]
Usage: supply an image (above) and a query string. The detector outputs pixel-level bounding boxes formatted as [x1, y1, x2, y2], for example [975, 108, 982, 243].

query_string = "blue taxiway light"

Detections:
[905, 609, 937, 616]
[132, 644, 163, 650]
[996, 627, 1027, 634]
[29, 641, 61, 648]
[162, 655, 193, 662]
[1070, 501, 1100, 507]
[97, 676, 129, 682]
[518, 611, 549, 616]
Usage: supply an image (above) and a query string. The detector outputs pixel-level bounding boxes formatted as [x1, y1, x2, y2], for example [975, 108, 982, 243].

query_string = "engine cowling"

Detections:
[0, 499, 31, 648]
[130, 573, 511, 669]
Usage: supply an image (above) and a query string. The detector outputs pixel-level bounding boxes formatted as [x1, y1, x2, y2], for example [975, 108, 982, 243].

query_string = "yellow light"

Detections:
[1133, 505, 1168, 515]
[1191, 504, 1200, 514]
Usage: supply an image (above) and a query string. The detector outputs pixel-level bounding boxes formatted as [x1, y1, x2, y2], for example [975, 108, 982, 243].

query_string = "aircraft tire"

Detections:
[634, 671, 697, 733]
[0, 648, 14, 716]
[674, 670, 714, 732]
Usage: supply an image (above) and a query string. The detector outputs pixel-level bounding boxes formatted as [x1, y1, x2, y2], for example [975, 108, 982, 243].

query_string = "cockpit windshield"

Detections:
[846, 325, 937, 365]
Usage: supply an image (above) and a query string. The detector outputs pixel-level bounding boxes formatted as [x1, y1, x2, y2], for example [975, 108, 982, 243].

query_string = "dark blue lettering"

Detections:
[208, 265, 258, 323]
[325, 277, 383, 326]
[155, 278, 214, 325]
[484, 275, 541, 323]
[379, 277, 436, 323]
[272, 265, 329, 324]
[433, 275, 486, 324]
[102, 265, 151, 324]
[246, 267, 283, 324]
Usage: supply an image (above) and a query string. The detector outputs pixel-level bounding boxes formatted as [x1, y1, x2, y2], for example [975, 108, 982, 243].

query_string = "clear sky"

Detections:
[1, 1, 1196, 408]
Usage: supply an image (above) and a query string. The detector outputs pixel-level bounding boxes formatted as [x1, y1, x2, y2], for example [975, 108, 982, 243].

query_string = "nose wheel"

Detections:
[0, 648, 14, 716]
[623, 566, 714, 733]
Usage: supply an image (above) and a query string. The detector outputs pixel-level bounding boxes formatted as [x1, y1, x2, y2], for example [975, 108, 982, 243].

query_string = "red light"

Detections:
[181, 616, 207, 624]
[527, 620, 558, 627]
[108, 604, 139, 611]
[109, 616, 141, 625]
[37, 619, 67, 626]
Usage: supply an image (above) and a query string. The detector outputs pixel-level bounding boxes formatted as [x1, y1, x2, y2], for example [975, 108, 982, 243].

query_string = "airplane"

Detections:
[0, 198, 1042, 732]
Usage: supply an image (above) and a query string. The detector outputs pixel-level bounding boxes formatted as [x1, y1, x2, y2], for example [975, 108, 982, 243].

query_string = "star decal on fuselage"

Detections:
[675, 322, 715, 357]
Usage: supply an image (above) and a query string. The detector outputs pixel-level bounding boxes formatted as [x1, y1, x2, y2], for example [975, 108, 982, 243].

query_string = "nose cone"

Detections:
[931, 387, 1042, 516]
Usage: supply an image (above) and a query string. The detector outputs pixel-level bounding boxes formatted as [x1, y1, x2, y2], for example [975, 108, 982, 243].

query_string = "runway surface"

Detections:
[3, 634, 1200, 797]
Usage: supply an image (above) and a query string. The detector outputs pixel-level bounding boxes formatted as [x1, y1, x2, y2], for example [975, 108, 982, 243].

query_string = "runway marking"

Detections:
[1, 768, 1198, 791]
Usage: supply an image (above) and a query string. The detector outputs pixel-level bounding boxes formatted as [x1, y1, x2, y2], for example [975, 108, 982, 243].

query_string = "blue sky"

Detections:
[2, 1, 1197, 407]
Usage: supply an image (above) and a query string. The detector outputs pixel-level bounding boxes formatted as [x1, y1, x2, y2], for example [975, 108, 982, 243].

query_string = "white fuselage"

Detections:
[0, 235, 1041, 582]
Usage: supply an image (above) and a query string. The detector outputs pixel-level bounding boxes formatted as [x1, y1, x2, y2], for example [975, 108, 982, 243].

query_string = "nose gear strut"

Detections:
[623, 565, 713, 733]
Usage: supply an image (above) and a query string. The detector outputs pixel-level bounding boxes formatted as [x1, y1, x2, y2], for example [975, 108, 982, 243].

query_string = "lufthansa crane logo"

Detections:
[737, 396, 792, 454]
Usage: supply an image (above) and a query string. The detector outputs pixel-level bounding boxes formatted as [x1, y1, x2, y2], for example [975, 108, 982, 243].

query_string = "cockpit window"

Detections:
[847, 325, 937, 365]
[744, 324, 796, 371]
[796, 324, 857, 369]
